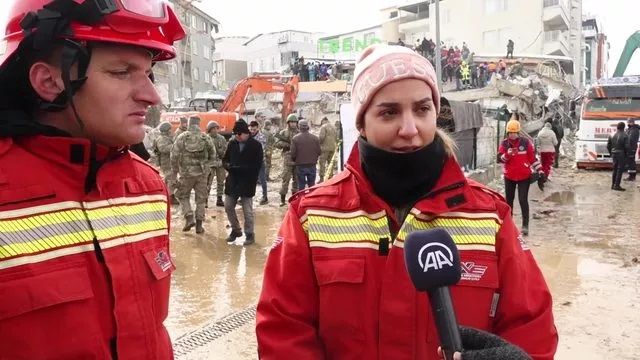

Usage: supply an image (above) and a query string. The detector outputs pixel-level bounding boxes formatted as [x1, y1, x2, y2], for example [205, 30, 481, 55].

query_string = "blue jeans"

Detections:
[296, 165, 316, 190]
[258, 161, 267, 198]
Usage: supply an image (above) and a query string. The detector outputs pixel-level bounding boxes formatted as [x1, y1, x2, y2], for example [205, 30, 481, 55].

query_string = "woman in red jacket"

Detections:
[256, 45, 557, 360]
[498, 117, 545, 236]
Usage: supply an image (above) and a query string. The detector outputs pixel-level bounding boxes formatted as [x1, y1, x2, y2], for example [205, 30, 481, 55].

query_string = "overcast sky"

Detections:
[0, 0, 638, 75]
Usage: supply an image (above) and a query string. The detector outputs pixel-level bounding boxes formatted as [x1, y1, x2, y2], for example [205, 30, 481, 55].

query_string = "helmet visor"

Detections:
[120, 0, 166, 18]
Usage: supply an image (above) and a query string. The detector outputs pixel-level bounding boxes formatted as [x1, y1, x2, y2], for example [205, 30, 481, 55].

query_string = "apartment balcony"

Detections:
[543, 30, 570, 56]
[542, 0, 570, 31]
[398, 13, 430, 34]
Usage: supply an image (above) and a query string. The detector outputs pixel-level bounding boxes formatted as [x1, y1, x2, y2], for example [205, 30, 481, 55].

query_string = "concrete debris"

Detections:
[443, 63, 580, 133]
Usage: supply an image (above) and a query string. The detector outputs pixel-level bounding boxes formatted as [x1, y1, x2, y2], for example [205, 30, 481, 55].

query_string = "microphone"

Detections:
[404, 228, 463, 360]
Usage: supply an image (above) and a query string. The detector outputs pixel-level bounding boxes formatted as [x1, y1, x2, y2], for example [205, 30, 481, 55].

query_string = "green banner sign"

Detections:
[318, 35, 382, 55]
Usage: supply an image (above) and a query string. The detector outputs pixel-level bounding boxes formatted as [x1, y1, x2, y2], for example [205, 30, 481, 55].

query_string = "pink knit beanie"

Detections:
[351, 44, 440, 130]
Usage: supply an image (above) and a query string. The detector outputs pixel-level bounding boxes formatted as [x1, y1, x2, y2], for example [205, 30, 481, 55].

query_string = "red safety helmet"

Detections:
[0, 0, 186, 71]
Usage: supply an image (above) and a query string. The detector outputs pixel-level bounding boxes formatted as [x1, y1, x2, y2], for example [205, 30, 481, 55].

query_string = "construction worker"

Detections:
[206, 120, 227, 207]
[171, 117, 216, 233]
[275, 114, 300, 206]
[175, 116, 188, 137]
[318, 117, 338, 182]
[0, 0, 185, 357]
[263, 119, 276, 180]
[460, 60, 471, 89]
[153, 121, 177, 203]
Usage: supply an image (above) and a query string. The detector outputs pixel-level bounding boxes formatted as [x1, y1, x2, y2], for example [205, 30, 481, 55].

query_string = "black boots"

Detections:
[216, 196, 225, 207]
[243, 233, 255, 246]
[260, 196, 268, 205]
[182, 215, 195, 232]
[280, 194, 286, 207]
[226, 230, 242, 243]
[195, 220, 204, 234]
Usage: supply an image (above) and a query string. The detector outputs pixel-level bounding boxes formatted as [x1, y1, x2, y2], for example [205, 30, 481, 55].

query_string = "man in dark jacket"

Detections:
[607, 122, 630, 191]
[291, 119, 321, 190]
[223, 120, 263, 245]
[548, 117, 564, 168]
[624, 118, 639, 181]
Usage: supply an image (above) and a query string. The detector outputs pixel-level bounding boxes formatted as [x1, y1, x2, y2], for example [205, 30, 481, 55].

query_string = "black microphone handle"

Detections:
[427, 287, 463, 360]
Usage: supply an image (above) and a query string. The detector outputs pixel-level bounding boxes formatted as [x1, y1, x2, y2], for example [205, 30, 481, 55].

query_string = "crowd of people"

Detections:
[290, 56, 339, 81]
[149, 113, 341, 245]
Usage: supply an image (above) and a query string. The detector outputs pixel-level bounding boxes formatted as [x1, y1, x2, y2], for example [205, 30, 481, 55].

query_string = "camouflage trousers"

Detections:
[206, 166, 226, 198]
[176, 175, 209, 221]
[318, 150, 335, 182]
[279, 163, 298, 197]
[160, 165, 176, 197]
[265, 151, 273, 179]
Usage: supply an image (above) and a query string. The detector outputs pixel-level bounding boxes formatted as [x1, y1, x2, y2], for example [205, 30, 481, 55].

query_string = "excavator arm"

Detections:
[613, 31, 640, 77]
[219, 74, 299, 121]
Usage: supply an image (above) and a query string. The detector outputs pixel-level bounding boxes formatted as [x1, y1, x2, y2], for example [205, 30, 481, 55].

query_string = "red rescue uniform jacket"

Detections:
[0, 136, 174, 359]
[498, 137, 541, 181]
[257, 146, 557, 360]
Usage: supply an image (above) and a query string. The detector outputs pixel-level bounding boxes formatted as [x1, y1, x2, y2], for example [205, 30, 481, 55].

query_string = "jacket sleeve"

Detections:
[170, 137, 182, 174]
[527, 141, 542, 173]
[497, 141, 509, 163]
[222, 141, 232, 171]
[290, 138, 298, 163]
[319, 126, 326, 143]
[256, 207, 325, 359]
[492, 209, 558, 359]
[607, 136, 613, 154]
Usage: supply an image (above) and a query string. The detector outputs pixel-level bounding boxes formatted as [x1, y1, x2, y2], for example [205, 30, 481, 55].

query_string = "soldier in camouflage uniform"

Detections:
[152, 122, 177, 203]
[318, 117, 338, 182]
[262, 120, 276, 180]
[171, 117, 215, 234]
[275, 114, 300, 206]
[206, 120, 228, 207]
[174, 117, 188, 137]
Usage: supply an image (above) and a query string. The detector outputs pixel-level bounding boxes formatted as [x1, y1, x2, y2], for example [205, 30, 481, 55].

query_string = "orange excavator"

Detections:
[160, 74, 300, 136]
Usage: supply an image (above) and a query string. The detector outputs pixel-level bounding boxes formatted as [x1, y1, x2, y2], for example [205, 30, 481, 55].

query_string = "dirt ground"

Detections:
[166, 151, 640, 359]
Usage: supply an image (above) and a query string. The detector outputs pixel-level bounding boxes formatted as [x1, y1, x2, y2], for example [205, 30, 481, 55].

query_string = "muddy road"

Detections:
[165, 161, 640, 359]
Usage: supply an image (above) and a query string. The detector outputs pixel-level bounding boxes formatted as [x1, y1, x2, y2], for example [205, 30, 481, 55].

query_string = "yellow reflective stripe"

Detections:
[0, 200, 168, 260]
[397, 213, 499, 246]
[0, 230, 95, 256]
[308, 231, 385, 244]
[306, 213, 388, 244]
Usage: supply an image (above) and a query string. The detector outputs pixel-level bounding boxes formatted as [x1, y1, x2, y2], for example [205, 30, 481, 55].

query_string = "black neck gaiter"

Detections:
[359, 136, 446, 207]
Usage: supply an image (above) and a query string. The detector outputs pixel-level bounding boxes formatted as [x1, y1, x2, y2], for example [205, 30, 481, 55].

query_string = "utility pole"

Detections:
[434, 0, 443, 91]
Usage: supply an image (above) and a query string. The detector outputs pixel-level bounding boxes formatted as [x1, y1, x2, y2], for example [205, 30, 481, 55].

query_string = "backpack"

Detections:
[182, 132, 206, 154]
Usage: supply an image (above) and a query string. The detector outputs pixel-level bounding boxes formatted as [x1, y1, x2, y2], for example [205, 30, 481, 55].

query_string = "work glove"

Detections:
[537, 172, 546, 191]
[438, 326, 531, 360]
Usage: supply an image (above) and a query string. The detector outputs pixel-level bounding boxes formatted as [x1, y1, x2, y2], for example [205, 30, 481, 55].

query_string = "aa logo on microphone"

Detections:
[417, 242, 454, 272]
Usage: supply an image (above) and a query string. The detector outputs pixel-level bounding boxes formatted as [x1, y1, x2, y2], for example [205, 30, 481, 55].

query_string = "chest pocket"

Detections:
[183, 133, 206, 153]
[451, 252, 499, 330]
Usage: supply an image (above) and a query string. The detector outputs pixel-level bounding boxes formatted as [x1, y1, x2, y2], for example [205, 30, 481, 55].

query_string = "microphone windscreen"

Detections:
[403, 228, 461, 291]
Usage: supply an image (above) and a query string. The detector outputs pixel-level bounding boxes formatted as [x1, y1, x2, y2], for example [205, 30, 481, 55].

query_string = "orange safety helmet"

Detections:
[0, 0, 186, 72]
[506, 119, 521, 133]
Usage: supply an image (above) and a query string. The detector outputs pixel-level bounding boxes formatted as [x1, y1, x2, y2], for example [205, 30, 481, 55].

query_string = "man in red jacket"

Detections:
[257, 44, 557, 360]
[0, 0, 185, 358]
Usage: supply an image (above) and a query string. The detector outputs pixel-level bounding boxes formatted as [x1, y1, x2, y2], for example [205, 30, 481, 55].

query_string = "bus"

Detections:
[575, 76, 640, 169]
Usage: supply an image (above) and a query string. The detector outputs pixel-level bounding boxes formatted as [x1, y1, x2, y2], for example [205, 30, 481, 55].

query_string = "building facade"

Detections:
[153, 0, 219, 105]
[212, 36, 249, 90]
[243, 30, 319, 74]
[582, 17, 609, 85]
[380, 0, 583, 86]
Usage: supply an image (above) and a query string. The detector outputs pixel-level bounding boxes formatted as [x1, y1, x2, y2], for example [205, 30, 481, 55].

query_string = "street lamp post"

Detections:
[434, 0, 442, 91]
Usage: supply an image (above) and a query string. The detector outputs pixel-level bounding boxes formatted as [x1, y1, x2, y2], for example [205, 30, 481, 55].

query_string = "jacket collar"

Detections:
[344, 141, 485, 220]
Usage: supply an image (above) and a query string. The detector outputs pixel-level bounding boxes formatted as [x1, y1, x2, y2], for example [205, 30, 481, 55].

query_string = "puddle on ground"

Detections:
[165, 204, 286, 340]
[543, 191, 576, 205]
